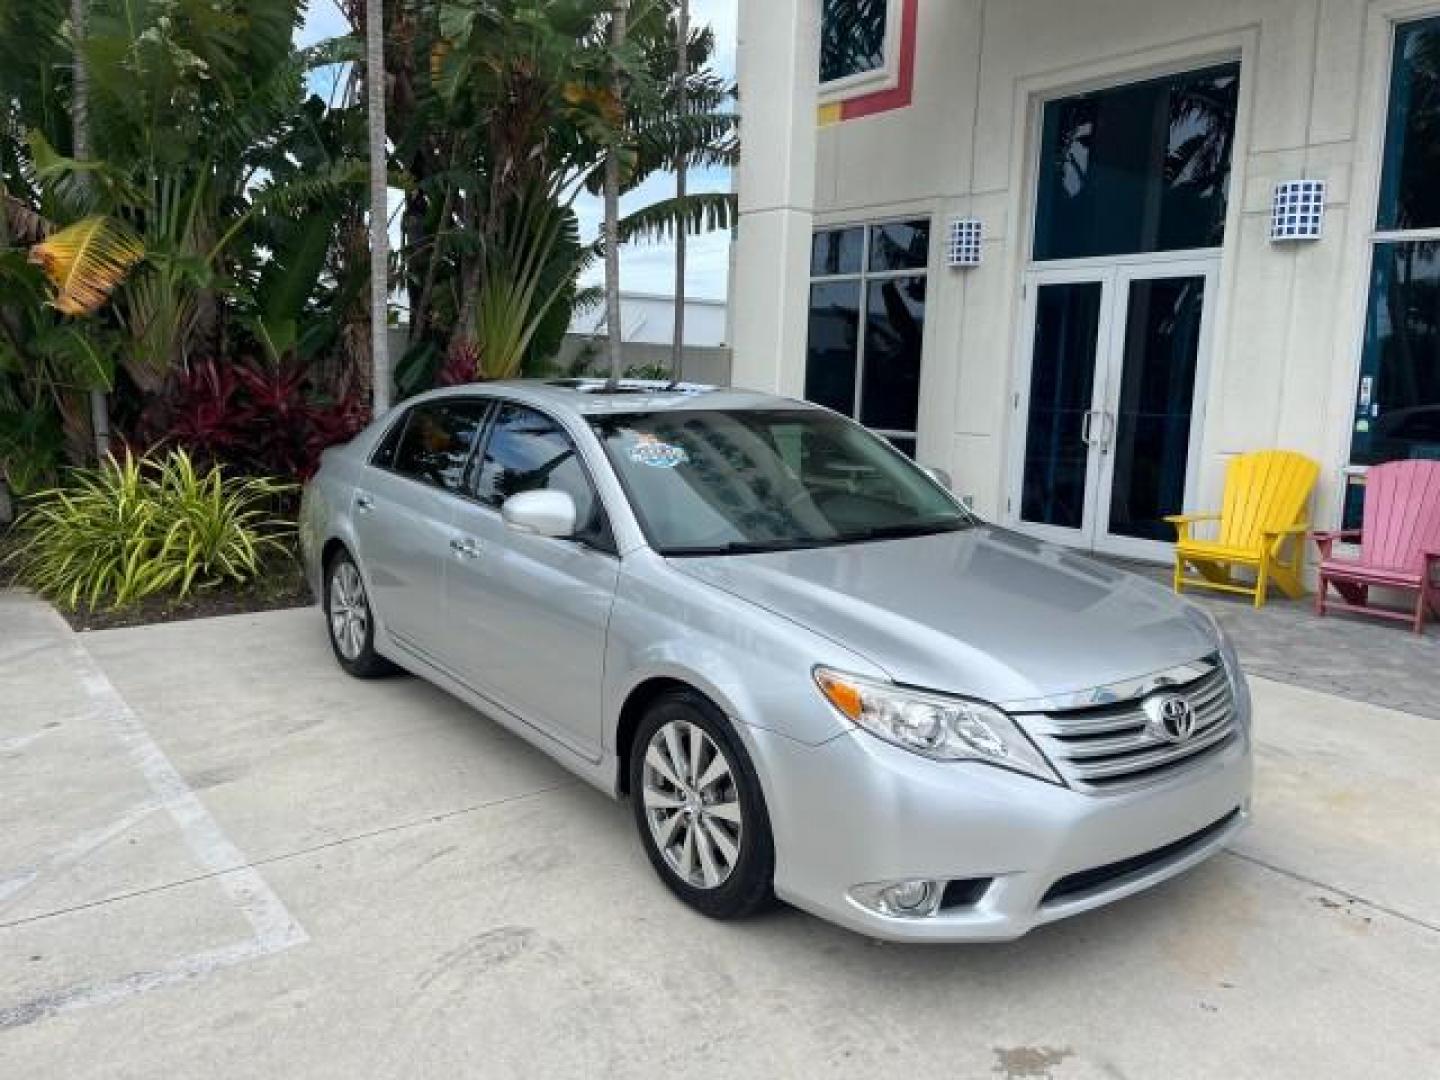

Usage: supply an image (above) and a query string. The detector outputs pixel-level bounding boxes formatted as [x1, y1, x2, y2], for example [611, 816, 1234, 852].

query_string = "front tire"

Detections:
[630, 691, 775, 919]
[324, 550, 392, 678]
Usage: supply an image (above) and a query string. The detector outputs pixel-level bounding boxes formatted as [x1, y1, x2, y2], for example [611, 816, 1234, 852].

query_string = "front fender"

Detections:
[602, 553, 885, 752]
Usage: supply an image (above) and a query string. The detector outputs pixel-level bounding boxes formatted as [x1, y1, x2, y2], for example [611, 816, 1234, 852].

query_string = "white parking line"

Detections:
[0, 610, 308, 1030]
[0, 728, 51, 755]
[0, 799, 161, 908]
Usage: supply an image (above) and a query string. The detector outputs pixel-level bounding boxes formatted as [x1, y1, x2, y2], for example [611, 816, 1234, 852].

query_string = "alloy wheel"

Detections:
[329, 561, 369, 661]
[641, 719, 744, 890]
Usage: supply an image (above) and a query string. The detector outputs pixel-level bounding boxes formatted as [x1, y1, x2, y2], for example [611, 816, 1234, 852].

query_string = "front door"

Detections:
[444, 402, 619, 762]
[1009, 259, 1216, 560]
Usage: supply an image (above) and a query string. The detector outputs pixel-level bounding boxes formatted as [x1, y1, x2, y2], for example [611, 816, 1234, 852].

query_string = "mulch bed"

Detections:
[0, 525, 314, 632]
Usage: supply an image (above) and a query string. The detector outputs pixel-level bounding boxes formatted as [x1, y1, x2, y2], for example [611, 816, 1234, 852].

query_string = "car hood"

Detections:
[669, 526, 1217, 707]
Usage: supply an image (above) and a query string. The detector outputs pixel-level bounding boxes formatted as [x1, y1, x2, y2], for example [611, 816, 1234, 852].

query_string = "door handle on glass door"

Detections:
[1097, 412, 1115, 454]
[449, 536, 482, 560]
[1081, 410, 1098, 446]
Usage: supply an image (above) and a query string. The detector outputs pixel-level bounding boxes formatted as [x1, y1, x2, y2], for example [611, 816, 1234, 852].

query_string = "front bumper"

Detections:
[748, 719, 1252, 943]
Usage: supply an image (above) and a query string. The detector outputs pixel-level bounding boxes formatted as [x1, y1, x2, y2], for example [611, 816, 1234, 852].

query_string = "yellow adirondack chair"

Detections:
[1166, 450, 1320, 608]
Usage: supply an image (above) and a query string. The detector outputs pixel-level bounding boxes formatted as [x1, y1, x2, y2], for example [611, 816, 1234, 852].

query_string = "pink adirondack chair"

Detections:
[1312, 460, 1440, 633]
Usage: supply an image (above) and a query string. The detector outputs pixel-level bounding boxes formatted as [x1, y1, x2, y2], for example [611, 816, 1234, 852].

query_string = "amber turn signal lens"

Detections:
[815, 669, 864, 721]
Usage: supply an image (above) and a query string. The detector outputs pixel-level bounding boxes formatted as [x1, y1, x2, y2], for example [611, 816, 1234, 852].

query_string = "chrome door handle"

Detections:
[1081, 410, 1098, 446]
[355, 492, 375, 513]
[1097, 412, 1115, 454]
[449, 536, 482, 560]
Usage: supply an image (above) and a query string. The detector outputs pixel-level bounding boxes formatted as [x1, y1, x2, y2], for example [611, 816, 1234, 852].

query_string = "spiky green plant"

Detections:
[9, 450, 295, 610]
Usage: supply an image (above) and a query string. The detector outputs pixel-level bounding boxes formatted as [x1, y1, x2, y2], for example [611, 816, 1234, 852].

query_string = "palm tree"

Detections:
[670, 0, 689, 379]
[603, 0, 629, 381]
[366, 0, 391, 413]
[70, 0, 111, 459]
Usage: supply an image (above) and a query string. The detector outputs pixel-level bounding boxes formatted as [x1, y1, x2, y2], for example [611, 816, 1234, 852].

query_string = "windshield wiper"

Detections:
[666, 537, 836, 557]
[832, 519, 971, 544]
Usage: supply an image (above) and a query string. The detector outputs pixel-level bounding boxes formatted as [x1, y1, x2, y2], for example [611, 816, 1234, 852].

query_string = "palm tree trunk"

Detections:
[670, 0, 689, 381]
[366, 0, 392, 413]
[603, 0, 629, 382]
[71, 0, 109, 460]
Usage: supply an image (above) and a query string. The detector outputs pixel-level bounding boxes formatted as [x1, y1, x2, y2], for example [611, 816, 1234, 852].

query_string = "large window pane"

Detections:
[811, 227, 864, 276]
[820, 0, 888, 84]
[1022, 283, 1103, 529]
[868, 219, 930, 272]
[1377, 17, 1440, 231]
[1350, 242, 1440, 466]
[1107, 277, 1205, 541]
[805, 282, 862, 414]
[1034, 64, 1240, 261]
[860, 276, 926, 432]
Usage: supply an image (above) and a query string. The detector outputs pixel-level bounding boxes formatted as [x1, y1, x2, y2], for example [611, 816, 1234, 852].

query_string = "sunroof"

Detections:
[546, 379, 653, 395]
[546, 378, 713, 396]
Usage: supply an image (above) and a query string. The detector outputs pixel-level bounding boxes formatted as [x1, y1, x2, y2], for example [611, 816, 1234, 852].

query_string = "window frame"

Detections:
[807, 216, 932, 451]
[817, 0, 905, 102]
[1343, 12, 1440, 528]
[465, 398, 618, 556]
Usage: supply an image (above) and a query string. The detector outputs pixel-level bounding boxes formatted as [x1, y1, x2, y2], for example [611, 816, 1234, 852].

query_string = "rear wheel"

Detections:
[324, 550, 393, 678]
[630, 691, 775, 919]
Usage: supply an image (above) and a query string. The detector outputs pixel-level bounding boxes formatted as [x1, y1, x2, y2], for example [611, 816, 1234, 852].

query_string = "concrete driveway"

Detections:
[2, 592, 1438, 1079]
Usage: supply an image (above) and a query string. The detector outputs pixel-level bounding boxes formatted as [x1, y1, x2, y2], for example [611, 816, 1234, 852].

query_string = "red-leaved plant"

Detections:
[436, 341, 481, 387]
[138, 357, 370, 482]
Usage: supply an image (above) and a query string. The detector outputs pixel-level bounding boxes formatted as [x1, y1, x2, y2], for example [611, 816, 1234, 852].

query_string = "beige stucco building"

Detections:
[732, 0, 1440, 564]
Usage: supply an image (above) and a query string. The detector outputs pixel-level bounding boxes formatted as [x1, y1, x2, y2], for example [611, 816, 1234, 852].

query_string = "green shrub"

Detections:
[8, 450, 295, 610]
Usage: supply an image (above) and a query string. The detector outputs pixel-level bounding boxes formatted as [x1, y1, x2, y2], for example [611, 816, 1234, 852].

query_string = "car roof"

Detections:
[413, 378, 826, 418]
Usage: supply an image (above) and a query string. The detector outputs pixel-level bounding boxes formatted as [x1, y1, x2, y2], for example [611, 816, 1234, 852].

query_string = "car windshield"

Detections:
[590, 409, 973, 555]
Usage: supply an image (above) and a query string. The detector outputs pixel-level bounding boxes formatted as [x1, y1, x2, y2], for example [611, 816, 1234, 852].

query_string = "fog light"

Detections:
[850, 879, 943, 918]
[886, 880, 933, 911]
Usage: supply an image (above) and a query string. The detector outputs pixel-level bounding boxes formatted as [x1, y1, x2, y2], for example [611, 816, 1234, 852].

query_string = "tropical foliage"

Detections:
[1, 0, 736, 496]
[8, 449, 295, 610]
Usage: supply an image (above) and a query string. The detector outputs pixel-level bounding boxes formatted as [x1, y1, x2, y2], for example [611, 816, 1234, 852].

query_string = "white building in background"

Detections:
[569, 293, 729, 348]
[733, 0, 1440, 563]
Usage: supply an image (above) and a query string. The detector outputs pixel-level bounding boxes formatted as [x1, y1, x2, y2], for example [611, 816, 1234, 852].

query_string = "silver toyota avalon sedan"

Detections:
[300, 379, 1252, 942]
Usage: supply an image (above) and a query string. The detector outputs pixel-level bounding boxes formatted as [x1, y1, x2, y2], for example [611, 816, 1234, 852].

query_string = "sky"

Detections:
[299, 0, 738, 302]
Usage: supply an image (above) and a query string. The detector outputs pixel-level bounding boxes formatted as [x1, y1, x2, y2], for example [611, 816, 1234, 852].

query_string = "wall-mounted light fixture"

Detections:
[946, 218, 983, 268]
[1271, 180, 1326, 242]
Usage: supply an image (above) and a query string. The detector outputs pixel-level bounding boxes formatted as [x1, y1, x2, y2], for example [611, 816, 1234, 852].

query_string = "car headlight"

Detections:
[813, 667, 1061, 783]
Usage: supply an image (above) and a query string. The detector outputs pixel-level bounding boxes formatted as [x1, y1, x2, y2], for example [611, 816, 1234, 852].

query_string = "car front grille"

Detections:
[1017, 659, 1238, 795]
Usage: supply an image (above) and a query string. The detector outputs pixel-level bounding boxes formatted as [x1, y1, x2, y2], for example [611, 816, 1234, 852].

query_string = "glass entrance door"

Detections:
[1010, 260, 1215, 559]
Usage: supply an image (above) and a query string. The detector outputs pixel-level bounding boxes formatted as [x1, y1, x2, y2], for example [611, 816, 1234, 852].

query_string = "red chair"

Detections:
[1312, 460, 1440, 633]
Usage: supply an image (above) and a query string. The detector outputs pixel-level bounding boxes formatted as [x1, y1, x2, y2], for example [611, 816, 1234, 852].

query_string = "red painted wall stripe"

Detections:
[839, 0, 918, 121]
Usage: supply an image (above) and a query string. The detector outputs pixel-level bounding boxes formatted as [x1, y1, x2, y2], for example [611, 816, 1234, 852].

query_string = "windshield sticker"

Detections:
[628, 435, 689, 469]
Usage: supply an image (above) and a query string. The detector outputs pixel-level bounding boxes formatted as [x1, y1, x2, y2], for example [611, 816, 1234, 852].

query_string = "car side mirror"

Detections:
[501, 490, 577, 539]
[923, 466, 952, 491]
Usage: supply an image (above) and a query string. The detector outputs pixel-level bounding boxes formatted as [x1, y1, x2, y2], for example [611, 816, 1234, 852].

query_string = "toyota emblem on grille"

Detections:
[1146, 694, 1197, 743]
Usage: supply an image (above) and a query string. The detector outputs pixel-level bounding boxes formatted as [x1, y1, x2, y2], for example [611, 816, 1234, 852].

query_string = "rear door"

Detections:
[445, 402, 620, 760]
[351, 398, 491, 659]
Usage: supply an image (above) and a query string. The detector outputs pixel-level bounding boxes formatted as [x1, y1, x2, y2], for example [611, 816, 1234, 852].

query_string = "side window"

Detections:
[473, 405, 598, 529]
[389, 400, 490, 492]
[370, 411, 411, 470]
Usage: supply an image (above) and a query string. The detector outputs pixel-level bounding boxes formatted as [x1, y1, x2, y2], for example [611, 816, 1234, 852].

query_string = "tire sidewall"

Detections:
[324, 550, 381, 677]
[629, 691, 775, 918]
